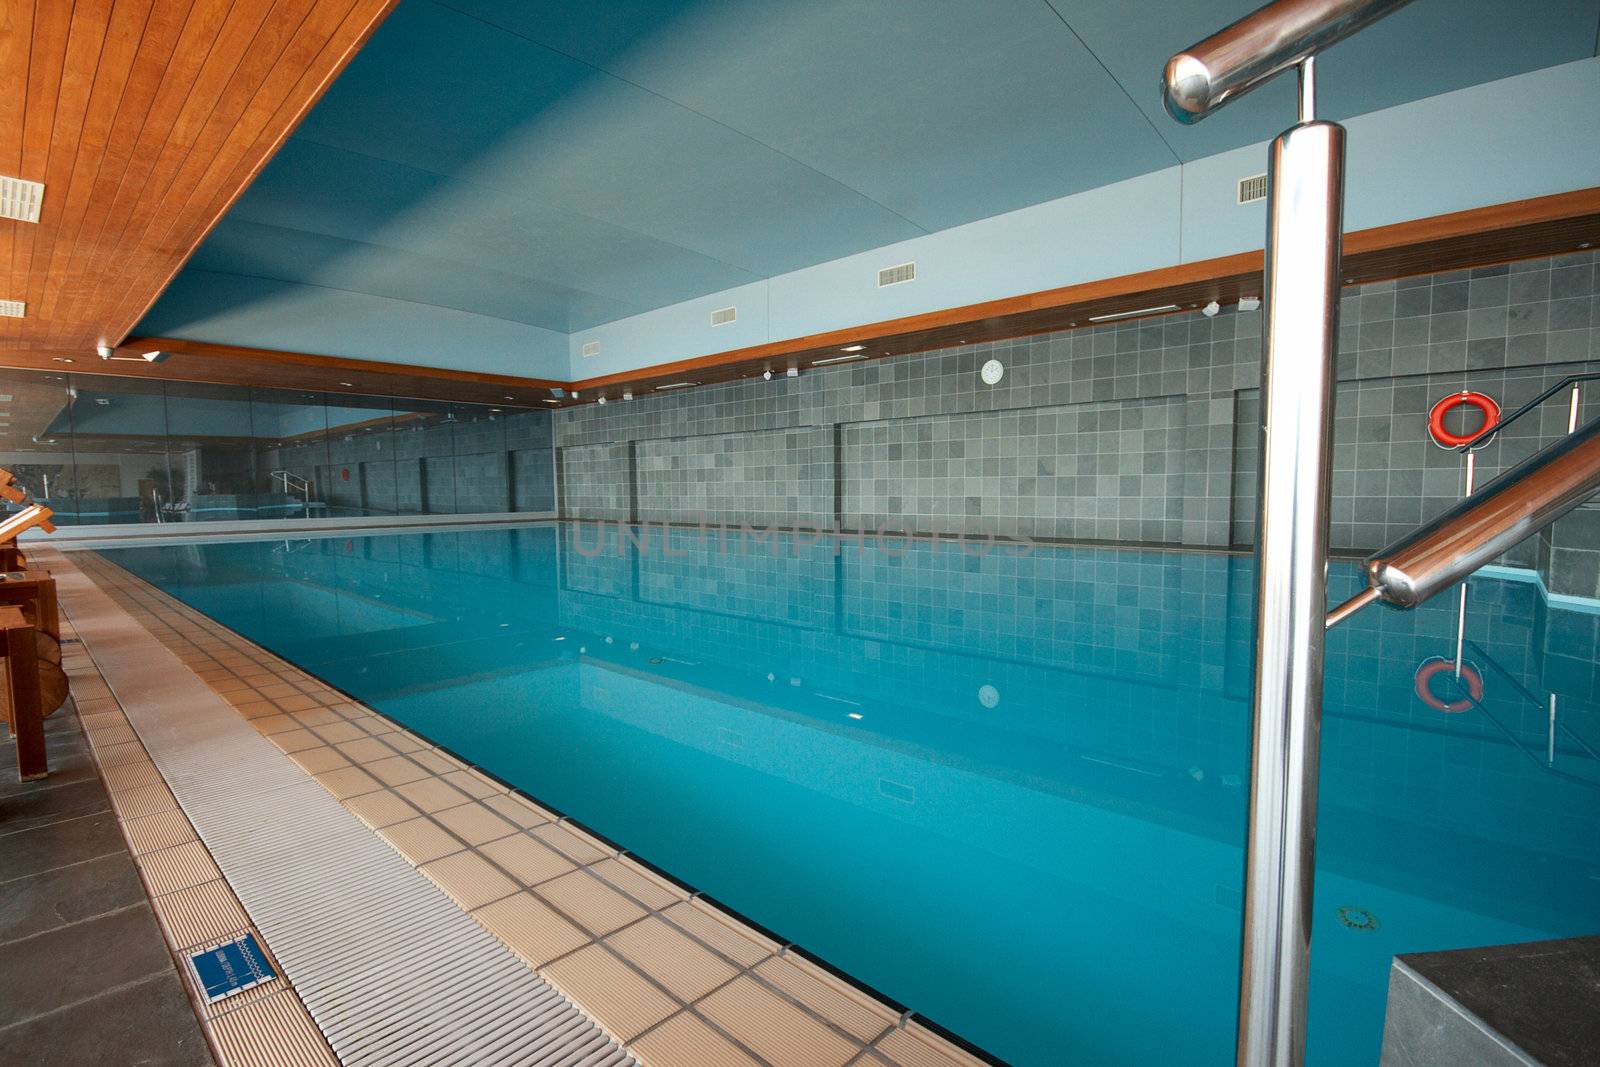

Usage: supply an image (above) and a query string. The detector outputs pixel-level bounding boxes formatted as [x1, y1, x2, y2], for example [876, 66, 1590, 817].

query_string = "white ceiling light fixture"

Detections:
[841, 344, 865, 352]
[786, 367, 799, 378]
[0, 176, 44, 223]
[622, 389, 633, 401]
[762, 369, 773, 381]
[97, 345, 114, 359]
[811, 353, 866, 367]
[597, 395, 606, 405]
[654, 381, 697, 391]
[0, 300, 25, 318]
[1238, 296, 1262, 311]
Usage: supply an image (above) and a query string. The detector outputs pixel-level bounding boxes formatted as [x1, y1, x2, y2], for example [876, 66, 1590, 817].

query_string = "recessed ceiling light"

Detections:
[505, 395, 515, 401]
[812, 353, 866, 366]
[52, 357, 72, 363]
[337, 381, 353, 387]
[841, 344, 865, 352]
[543, 399, 560, 405]
[653, 381, 697, 391]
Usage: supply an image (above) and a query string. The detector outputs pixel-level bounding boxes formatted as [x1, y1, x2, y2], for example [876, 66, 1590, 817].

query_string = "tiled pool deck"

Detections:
[42, 546, 989, 1067]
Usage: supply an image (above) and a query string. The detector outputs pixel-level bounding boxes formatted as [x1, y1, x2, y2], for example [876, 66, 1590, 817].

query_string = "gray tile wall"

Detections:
[553, 253, 1600, 591]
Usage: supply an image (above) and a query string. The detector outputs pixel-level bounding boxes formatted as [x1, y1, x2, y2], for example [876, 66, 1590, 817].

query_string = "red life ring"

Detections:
[1413, 657, 1484, 713]
[1428, 391, 1499, 448]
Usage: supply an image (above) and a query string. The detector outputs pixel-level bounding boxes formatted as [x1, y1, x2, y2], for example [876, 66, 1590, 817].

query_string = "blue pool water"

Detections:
[99, 522, 1600, 1065]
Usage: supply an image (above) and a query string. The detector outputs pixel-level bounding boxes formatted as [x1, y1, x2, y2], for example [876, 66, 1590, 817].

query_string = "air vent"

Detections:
[1237, 173, 1268, 204]
[877, 261, 916, 288]
[0, 300, 24, 318]
[581, 340, 600, 358]
[710, 305, 736, 327]
[0, 177, 44, 223]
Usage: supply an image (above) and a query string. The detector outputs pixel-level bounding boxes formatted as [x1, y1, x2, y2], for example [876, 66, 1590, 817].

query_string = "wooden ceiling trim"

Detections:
[82, 0, 326, 345]
[110, 0, 398, 345]
[33, 0, 156, 334]
[1, 0, 398, 354]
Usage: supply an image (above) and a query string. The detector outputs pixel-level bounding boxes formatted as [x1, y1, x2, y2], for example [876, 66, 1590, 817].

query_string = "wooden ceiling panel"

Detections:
[0, 0, 397, 353]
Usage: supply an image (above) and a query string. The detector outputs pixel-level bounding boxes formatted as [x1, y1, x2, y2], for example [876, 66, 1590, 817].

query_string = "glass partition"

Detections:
[0, 366, 554, 529]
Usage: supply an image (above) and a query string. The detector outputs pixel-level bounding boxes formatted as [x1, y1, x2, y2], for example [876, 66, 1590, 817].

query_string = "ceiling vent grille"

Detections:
[0, 300, 24, 318]
[1237, 173, 1269, 204]
[581, 340, 601, 358]
[0, 177, 44, 223]
[878, 261, 916, 288]
[710, 306, 736, 327]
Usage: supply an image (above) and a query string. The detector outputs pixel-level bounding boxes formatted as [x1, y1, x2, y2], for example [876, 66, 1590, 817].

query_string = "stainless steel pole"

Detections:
[1237, 62, 1344, 1067]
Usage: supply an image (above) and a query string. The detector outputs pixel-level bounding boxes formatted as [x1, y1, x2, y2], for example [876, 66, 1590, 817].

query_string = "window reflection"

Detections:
[0, 366, 553, 528]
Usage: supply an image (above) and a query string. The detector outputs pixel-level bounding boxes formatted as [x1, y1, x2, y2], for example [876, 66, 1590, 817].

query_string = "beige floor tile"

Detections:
[754, 956, 898, 1042]
[697, 976, 859, 1067]
[290, 744, 351, 773]
[532, 822, 612, 864]
[364, 755, 433, 787]
[138, 839, 223, 897]
[874, 1025, 989, 1067]
[208, 989, 339, 1067]
[481, 832, 576, 885]
[292, 707, 343, 728]
[408, 748, 459, 774]
[590, 857, 684, 910]
[307, 719, 365, 744]
[473, 891, 591, 968]
[432, 801, 518, 846]
[378, 817, 465, 866]
[380, 729, 425, 751]
[543, 943, 678, 1043]
[394, 776, 471, 813]
[268, 727, 324, 754]
[153, 879, 250, 951]
[482, 792, 554, 829]
[123, 809, 197, 855]
[252, 715, 301, 737]
[607, 916, 738, 1002]
[274, 693, 320, 713]
[234, 699, 282, 720]
[334, 736, 397, 764]
[255, 682, 299, 699]
[661, 901, 777, 968]
[419, 850, 519, 910]
[93, 740, 150, 768]
[312, 765, 382, 800]
[343, 789, 421, 830]
[632, 1011, 763, 1067]
[102, 759, 164, 793]
[535, 869, 647, 936]
[108, 781, 179, 820]
[440, 768, 502, 799]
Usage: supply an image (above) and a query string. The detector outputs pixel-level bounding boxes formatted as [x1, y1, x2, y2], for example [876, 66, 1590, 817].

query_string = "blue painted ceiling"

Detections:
[142, 0, 1600, 342]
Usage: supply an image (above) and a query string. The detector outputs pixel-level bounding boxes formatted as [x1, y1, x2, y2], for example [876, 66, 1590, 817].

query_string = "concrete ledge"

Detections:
[25, 511, 557, 547]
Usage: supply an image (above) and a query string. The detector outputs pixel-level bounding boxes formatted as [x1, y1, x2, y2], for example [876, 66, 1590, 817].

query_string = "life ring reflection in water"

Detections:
[1413, 657, 1484, 713]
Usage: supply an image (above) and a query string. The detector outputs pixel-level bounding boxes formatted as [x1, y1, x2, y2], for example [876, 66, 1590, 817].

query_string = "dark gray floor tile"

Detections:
[0, 810, 125, 883]
[0, 777, 111, 837]
[0, 903, 175, 1029]
[0, 969, 212, 1066]
[0, 851, 147, 944]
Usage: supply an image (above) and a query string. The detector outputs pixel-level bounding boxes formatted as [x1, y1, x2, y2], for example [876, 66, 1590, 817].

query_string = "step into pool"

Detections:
[97, 522, 1600, 1066]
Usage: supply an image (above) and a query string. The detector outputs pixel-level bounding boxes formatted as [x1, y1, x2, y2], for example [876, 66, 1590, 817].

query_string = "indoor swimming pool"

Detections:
[95, 521, 1600, 1066]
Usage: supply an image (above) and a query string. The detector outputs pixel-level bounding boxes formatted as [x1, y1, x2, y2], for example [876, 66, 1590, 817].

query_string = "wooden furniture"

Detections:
[2, 605, 46, 781]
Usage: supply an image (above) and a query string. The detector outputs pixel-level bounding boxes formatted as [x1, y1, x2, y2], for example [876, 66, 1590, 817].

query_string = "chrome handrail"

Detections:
[1330, 415, 1600, 622]
[1162, 0, 1415, 122]
[1162, 3, 1420, 1064]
